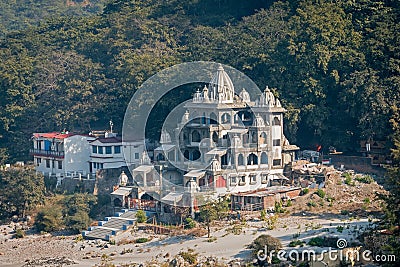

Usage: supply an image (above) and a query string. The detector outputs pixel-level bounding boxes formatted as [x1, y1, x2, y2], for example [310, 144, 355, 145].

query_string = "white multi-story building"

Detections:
[89, 132, 144, 174]
[32, 131, 145, 177]
[132, 65, 299, 197]
[31, 132, 95, 177]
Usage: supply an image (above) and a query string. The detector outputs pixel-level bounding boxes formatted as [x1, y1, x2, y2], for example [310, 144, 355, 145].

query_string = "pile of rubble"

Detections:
[23, 256, 77, 267]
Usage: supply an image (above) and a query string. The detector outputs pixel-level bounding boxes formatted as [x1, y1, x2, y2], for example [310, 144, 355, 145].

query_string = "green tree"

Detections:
[68, 210, 91, 233]
[135, 210, 147, 223]
[198, 201, 218, 238]
[0, 166, 45, 219]
[35, 205, 64, 232]
[64, 193, 97, 232]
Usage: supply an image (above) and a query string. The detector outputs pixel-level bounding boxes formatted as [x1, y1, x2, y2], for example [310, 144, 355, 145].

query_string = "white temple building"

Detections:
[131, 65, 299, 200]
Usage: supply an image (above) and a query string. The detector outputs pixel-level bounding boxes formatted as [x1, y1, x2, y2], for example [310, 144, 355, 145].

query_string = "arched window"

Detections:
[192, 149, 201, 160]
[261, 152, 268, 164]
[260, 132, 267, 144]
[221, 154, 228, 165]
[192, 130, 201, 142]
[251, 131, 257, 143]
[183, 150, 190, 160]
[156, 153, 165, 161]
[272, 117, 281, 126]
[243, 133, 249, 144]
[247, 153, 258, 165]
[221, 113, 231, 124]
[212, 132, 218, 143]
[238, 154, 244, 166]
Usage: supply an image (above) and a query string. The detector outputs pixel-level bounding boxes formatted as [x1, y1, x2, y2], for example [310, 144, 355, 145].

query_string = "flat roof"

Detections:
[184, 169, 206, 178]
[133, 165, 154, 173]
[90, 137, 122, 144]
[161, 192, 183, 204]
[232, 186, 301, 197]
[154, 144, 176, 152]
[206, 148, 227, 156]
[111, 187, 132, 196]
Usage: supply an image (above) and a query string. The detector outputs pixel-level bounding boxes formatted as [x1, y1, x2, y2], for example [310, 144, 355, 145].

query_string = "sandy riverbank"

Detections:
[0, 214, 373, 266]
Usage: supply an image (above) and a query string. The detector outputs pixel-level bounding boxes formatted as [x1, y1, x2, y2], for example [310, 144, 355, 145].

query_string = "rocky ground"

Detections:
[0, 215, 378, 266]
[0, 169, 389, 266]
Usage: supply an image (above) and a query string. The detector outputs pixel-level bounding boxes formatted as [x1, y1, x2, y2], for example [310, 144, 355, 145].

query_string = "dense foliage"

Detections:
[35, 193, 97, 233]
[0, 0, 399, 162]
[0, 167, 45, 219]
[135, 209, 147, 223]
[0, 0, 106, 36]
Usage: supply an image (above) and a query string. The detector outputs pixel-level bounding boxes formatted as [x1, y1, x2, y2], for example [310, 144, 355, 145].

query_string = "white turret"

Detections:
[160, 130, 172, 144]
[140, 151, 151, 165]
[209, 64, 235, 103]
[239, 88, 251, 103]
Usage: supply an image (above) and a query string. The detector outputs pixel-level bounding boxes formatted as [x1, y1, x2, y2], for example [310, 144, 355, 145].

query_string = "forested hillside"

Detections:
[0, 0, 106, 35]
[0, 0, 399, 162]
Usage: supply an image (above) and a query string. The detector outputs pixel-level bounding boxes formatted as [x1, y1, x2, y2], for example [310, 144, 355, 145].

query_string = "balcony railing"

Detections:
[30, 149, 64, 157]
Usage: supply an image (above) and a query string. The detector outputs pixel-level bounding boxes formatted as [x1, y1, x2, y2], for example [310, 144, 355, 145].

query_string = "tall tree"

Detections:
[0, 167, 45, 219]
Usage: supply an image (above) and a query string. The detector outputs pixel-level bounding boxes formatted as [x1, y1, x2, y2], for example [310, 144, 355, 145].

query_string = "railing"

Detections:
[45, 172, 96, 180]
[232, 202, 263, 211]
[30, 149, 64, 157]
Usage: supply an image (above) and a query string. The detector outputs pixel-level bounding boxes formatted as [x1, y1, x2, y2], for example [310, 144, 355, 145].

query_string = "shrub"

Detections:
[286, 199, 292, 207]
[265, 215, 278, 230]
[308, 237, 325, 246]
[341, 210, 349, 216]
[135, 237, 149, 243]
[363, 198, 371, 204]
[206, 236, 217, 242]
[67, 210, 90, 233]
[307, 201, 317, 207]
[315, 189, 326, 198]
[355, 175, 374, 184]
[274, 201, 285, 213]
[260, 209, 266, 221]
[135, 210, 147, 223]
[336, 226, 344, 233]
[344, 175, 355, 186]
[289, 240, 304, 247]
[302, 188, 309, 195]
[75, 234, 84, 242]
[35, 206, 64, 232]
[179, 250, 198, 264]
[249, 234, 282, 255]
[184, 218, 196, 229]
[15, 229, 25, 238]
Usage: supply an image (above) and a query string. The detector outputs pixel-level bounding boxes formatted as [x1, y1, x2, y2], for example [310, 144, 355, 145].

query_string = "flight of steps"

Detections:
[82, 209, 137, 240]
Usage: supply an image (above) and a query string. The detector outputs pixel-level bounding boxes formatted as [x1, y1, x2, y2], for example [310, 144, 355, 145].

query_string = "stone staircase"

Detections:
[82, 209, 137, 240]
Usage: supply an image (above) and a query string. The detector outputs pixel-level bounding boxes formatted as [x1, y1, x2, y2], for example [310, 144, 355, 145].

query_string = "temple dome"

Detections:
[208, 64, 235, 103]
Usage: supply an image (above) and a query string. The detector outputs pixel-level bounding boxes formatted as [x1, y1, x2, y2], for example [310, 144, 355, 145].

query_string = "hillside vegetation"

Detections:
[0, 0, 399, 162]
